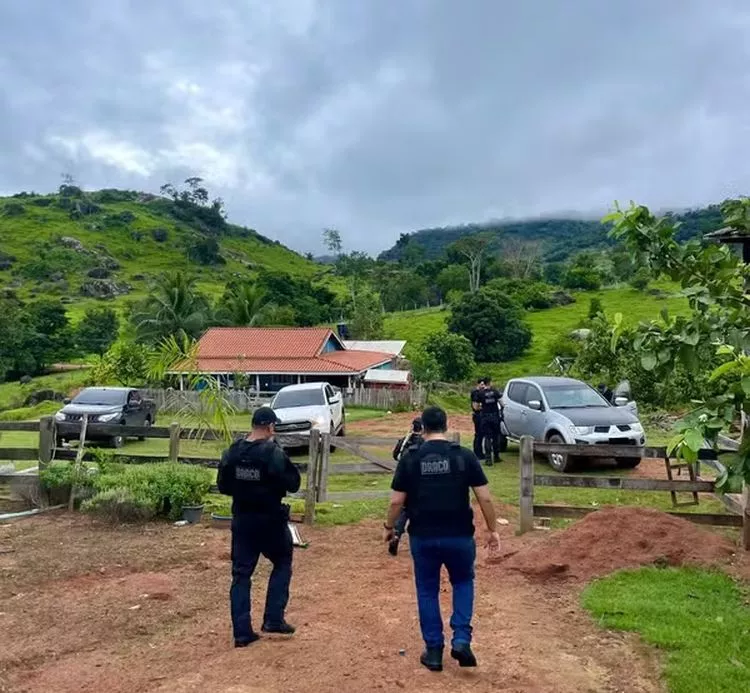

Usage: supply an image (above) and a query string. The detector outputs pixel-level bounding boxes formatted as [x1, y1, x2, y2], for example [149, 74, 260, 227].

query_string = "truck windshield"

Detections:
[72, 389, 127, 406]
[272, 389, 326, 408]
[544, 385, 609, 409]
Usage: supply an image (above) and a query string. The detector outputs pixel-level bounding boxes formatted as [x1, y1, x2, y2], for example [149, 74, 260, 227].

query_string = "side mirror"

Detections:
[63, 398, 71, 405]
[527, 400, 542, 411]
[614, 396, 629, 407]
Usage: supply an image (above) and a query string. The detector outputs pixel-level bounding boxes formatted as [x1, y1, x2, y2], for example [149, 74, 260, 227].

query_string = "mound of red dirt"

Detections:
[504, 507, 736, 582]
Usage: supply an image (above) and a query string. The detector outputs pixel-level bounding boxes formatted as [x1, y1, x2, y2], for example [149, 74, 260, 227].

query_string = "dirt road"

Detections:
[0, 512, 666, 693]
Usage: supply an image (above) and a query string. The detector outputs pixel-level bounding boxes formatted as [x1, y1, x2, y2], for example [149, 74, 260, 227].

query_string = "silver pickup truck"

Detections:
[501, 376, 644, 472]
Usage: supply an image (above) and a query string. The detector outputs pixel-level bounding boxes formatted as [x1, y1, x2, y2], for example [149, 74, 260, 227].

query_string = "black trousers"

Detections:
[230, 512, 293, 642]
[481, 415, 502, 461]
[472, 412, 483, 458]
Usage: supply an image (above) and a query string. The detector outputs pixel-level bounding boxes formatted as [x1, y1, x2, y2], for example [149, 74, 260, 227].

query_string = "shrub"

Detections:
[40, 461, 96, 491]
[94, 463, 213, 520]
[3, 202, 26, 217]
[448, 288, 532, 362]
[151, 228, 169, 243]
[629, 268, 650, 291]
[421, 331, 476, 382]
[484, 278, 554, 310]
[81, 488, 156, 523]
[32, 197, 53, 207]
[588, 297, 604, 320]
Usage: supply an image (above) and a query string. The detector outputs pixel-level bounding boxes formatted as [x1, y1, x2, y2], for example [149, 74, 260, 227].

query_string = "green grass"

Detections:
[383, 283, 688, 383]
[582, 567, 750, 693]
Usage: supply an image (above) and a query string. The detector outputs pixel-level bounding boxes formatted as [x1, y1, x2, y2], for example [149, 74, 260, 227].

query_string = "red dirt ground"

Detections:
[2, 507, 746, 693]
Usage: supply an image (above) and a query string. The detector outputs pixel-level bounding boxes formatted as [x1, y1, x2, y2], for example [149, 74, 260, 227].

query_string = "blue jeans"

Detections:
[230, 513, 293, 642]
[409, 535, 476, 649]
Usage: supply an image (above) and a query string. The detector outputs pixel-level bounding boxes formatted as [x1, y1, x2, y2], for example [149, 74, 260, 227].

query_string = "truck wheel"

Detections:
[110, 435, 124, 449]
[617, 457, 641, 469]
[547, 433, 577, 473]
[138, 418, 151, 441]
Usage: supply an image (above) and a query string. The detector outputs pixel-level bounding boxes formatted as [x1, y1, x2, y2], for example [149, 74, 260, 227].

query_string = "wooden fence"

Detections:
[0, 417, 409, 522]
[518, 435, 750, 549]
[140, 386, 425, 413]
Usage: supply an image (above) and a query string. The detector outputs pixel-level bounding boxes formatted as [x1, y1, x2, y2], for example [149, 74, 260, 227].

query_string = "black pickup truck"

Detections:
[54, 387, 157, 448]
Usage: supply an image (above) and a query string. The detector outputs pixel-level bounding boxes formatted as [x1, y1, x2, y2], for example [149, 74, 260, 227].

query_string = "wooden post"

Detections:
[38, 416, 55, 470]
[743, 485, 750, 551]
[304, 429, 321, 525]
[318, 433, 330, 502]
[519, 435, 535, 534]
[168, 422, 181, 463]
[450, 431, 460, 445]
[69, 414, 89, 512]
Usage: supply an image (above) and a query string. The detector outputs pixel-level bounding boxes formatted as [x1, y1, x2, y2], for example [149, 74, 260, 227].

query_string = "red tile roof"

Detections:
[189, 328, 393, 375]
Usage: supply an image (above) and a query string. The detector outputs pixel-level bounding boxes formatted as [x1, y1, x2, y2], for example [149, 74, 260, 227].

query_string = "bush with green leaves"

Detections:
[94, 463, 213, 520]
[81, 487, 156, 523]
[484, 278, 554, 310]
[448, 288, 531, 362]
[421, 331, 476, 382]
[40, 461, 96, 492]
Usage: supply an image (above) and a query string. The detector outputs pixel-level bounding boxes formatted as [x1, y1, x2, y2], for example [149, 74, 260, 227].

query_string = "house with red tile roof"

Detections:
[175, 327, 400, 392]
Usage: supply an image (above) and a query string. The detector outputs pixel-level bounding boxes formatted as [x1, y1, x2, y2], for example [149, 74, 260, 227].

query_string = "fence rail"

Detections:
[140, 386, 425, 413]
[519, 434, 750, 548]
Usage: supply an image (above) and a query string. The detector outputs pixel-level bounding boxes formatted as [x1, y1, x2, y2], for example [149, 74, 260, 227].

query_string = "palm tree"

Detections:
[218, 282, 268, 327]
[134, 271, 210, 343]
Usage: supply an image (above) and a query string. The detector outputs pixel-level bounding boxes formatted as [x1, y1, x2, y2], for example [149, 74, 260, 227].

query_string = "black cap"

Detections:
[252, 406, 281, 427]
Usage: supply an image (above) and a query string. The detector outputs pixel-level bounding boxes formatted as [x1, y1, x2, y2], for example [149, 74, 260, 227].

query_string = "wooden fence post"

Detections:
[168, 422, 181, 463]
[318, 433, 330, 502]
[38, 416, 55, 470]
[450, 431, 460, 445]
[519, 435, 535, 534]
[304, 429, 321, 525]
[743, 485, 750, 551]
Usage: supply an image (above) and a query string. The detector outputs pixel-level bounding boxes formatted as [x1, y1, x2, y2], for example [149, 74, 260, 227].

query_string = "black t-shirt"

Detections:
[470, 387, 483, 418]
[217, 438, 301, 516]
[478, 387, 502, 417]
[391, 440, 488, 537]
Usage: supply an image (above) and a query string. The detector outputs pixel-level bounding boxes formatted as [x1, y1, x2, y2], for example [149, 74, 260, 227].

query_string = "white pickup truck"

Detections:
[270, 382, 345, 438]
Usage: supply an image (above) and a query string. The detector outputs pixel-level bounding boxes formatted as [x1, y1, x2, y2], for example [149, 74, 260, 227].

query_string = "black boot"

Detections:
[493, 456, 501, 465]
[420, 646, 444, 672]
[485, 458, 493, 467]
[262, 621, 296, 635]
[451, 643, 477, 667]
[234, 631, 260, 648]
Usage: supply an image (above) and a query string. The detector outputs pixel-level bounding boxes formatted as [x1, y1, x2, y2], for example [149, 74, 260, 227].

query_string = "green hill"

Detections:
[0, 187, 326, 321]
[379, 206, 724, 263]
[383, 283, 688, 382]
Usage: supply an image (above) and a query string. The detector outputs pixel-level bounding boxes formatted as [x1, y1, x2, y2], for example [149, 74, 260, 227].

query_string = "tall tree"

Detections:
[450, 234, 492, 292]
[323, 228, 343, 256]
[133, 272, 210, 343]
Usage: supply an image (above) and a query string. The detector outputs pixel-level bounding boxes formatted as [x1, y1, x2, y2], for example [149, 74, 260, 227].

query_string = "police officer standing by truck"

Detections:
[469, 378, 485, 458]
[217, 406, 301, 647]
[474, 377, 503, 466]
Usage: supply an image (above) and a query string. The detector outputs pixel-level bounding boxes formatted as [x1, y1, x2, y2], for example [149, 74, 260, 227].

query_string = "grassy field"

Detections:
[384, 282, 688, 382]
[583, 567, 750, 693]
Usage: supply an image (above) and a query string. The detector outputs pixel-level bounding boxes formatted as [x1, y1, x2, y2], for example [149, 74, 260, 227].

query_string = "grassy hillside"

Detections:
[380, 206, 723, 263]
[0, 189, 329, 322]
[384, 283, 688, 382]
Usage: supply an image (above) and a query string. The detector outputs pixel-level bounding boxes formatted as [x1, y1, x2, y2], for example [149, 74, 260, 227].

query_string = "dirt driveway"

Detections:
[0, 512, 667, 693]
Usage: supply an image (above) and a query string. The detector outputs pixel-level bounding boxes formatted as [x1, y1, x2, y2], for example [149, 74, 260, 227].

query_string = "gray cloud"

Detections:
[1, 0, 749, 254]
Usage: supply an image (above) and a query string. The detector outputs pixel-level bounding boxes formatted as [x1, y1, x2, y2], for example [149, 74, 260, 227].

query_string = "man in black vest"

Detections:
[475, 377, 503, 465]
[469, 378, 485, 458]
[384, 406, 501, 672]
[217, 406, 301, 647]
[388, 417, 425, 556]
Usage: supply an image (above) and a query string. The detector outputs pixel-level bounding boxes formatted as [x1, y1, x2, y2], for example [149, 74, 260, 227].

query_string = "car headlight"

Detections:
[570, 425, 593, 435]
[630, 422, 644, 433]
[54, 411, 66, 421]
[312, 415, 327, 428]
[97, 412, 121, 422]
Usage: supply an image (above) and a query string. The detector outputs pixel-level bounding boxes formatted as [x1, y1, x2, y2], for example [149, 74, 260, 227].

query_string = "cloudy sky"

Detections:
[1, 1, 749, 254]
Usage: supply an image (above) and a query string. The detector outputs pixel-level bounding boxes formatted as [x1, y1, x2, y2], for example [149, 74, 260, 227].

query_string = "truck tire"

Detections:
[546, 433, 578, 473]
